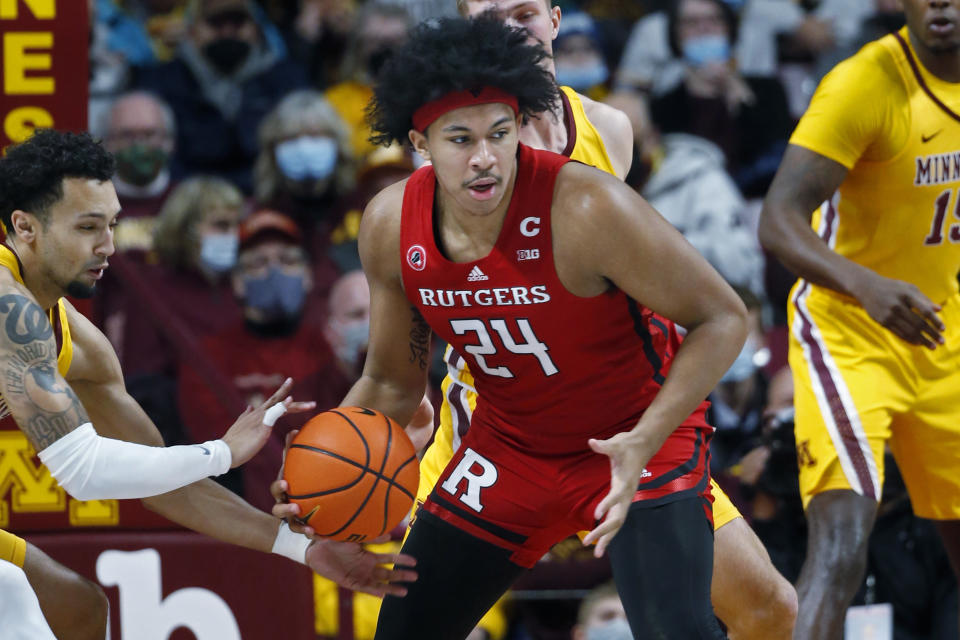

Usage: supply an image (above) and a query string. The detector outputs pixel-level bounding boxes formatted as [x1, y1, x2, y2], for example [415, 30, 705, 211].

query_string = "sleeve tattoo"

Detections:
[408, 306, 431, 370]
[0, 294, 89, 449]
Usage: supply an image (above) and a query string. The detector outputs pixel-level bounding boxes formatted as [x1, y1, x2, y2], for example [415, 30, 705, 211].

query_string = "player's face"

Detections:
[38, 178, 119, 299]
[902, 0, 960, 52]
[462, 0, 561, 60]
[411, 102, 521, 218]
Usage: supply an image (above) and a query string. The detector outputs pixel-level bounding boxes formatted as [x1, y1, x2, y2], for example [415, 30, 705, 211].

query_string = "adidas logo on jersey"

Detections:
[467, 266, 489, 282]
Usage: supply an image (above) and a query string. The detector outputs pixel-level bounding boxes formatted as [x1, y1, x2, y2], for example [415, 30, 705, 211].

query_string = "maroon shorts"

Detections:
[420, 408, 714, 567]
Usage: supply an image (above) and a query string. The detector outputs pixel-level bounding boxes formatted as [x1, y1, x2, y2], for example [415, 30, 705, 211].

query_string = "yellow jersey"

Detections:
[790, 27, 960, 305]
[0, 244, 73, 391]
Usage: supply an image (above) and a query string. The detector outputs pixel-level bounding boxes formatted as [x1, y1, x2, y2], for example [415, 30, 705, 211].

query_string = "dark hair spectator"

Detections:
[134, 0, 308, 192]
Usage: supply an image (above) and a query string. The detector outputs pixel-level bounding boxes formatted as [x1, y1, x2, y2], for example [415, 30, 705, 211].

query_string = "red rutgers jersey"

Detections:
[400, 144, 710, 456]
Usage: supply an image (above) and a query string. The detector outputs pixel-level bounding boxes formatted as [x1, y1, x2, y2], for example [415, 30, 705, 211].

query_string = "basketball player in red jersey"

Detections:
[345, 16, 744, 638]
[449, 3, 799, 637]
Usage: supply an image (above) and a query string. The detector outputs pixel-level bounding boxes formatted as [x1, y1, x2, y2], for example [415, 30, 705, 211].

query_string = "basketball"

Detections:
[283, 407, 420, 543]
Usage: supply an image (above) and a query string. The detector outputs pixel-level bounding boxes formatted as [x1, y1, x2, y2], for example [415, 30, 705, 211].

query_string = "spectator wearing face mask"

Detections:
[93, 176, 245, 444]
[571, 582, 633, 640]
[650, 0, 793, 197]
[177, 210, 353, 509]
[254, 89, 358, 300]
[134, 0, 307, 192]
[324, 2, 412, 162]
[94, 91, 178, 253]
[553, 12, 611, 102]
[323, 269, 370, 380]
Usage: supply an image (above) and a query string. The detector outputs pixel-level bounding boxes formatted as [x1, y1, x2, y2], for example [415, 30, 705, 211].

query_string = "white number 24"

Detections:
[449, 318, 559, 378]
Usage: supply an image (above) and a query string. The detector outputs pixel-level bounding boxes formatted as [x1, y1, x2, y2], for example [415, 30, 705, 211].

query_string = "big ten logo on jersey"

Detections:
[0, 430, 118, 527]
[440, 448, 498, 512]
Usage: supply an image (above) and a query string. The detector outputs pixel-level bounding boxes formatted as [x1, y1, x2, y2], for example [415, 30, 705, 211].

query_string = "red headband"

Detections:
[412, 87, 519, 132]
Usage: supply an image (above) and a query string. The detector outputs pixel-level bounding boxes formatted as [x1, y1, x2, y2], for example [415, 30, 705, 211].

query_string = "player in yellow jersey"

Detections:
[0, 130, 414, 639]
[410, 1, 797, 637]
[759, 1, 960, 637]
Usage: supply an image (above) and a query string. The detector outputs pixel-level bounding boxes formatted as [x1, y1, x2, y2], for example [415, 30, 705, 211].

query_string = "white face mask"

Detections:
[199, 232, 238, 273]
[586, 618, 633, 640]
[274, 136, 338, 182]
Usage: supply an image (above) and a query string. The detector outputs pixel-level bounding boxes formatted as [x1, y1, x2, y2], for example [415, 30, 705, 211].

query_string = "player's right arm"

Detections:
[341, 180, 430, 426]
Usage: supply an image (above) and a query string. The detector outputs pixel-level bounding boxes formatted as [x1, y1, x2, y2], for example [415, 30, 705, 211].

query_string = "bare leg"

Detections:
[22, 542, 108, 640]
[711, 517, 797, 639]
[794, 490, 877, 640]
[934, 519, 960, 638]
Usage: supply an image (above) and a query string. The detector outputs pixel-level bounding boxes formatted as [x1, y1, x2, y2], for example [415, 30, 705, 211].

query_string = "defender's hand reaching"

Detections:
[222, 378, 316, 468]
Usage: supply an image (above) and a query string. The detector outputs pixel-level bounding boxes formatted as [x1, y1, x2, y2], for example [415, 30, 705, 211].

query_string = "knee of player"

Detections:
[752, 578, 797, 636]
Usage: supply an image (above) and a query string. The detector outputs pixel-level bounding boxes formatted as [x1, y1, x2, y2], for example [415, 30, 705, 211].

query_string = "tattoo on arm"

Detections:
[0, 294, 88, 449]
[408, 306, 431, 371]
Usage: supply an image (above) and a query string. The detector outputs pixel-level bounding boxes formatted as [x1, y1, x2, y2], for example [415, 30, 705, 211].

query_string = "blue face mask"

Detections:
[199, 232, 238, 273]
[275, 136, 338, 182]
[556, 61, 609, 92]
[585, 618, 633, 640]
[243, 268, 307, 321]
[682, 34, 731, 67]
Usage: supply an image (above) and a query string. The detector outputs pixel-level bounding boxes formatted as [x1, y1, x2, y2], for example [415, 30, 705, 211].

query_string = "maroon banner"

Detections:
[29, 531, 317, 640]
[1, 0, 89, 149]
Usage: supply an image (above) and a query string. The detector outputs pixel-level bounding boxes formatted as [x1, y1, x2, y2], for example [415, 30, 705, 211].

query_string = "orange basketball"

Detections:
[283, 407, 420, 542]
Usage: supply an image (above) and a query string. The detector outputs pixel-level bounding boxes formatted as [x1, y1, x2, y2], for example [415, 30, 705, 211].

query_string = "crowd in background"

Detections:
[81, 0, 957, 638]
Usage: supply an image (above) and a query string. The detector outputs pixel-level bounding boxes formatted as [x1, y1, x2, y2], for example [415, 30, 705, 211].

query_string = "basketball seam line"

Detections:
[286, 445, 416, 501]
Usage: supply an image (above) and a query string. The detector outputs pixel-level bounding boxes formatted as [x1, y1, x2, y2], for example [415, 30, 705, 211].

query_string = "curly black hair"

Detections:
[0, 129, 115, 234]
[367, 14, 559, 146]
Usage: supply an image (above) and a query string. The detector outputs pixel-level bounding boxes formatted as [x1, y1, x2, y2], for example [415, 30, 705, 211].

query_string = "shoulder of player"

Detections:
[819, 36, 902, 97]
[552, 161, 635, 232]
[578, 95, 633, 169]
[358, 178, 407, 279]
[60, 299, 122, 385]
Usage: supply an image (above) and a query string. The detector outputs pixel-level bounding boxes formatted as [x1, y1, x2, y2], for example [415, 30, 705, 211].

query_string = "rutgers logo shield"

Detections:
[407, 245, 426, 271]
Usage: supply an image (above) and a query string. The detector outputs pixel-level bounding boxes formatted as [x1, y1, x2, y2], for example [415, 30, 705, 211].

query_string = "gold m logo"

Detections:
[0, 431, 118, 527]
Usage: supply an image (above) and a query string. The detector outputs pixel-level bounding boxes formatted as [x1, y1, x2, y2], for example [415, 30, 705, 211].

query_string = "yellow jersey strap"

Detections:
[892, 30, 960, 123]
[0, 244, 72, 376]
[559, 86, 616, 175]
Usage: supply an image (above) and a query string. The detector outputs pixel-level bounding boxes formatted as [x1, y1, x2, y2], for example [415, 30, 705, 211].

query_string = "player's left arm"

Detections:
[554, 164, 747, 554]
[580, 95, 633, 180]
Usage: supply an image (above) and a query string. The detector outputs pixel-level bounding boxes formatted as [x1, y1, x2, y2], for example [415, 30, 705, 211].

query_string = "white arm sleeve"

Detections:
[37, 423, 232, 501]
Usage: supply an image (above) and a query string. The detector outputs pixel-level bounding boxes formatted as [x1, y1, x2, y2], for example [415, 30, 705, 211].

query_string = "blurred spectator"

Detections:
[708, 287, 771, 473]
[89, 0, 132, 130]
[98, 176, 244, 377]
[178, 210, 351, 509]
[135, 0, 307, 191]
[322, 269, 370, 381]
[327, 143, 416, 273]
[254, 89, 356, 297]
[649, 0, 793, 197]
[325, 2, 412, 161]
[571, 582, 632, 640]
[274, 0, 358, 88]
[94, 91, 177, 252]
[604, 90, 764, 295]
[553, 12, 610, 101]
[93, 176, 245, 444]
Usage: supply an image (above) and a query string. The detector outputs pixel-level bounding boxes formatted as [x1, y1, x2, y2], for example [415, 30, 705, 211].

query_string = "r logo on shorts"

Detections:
[440, 447, 498, 512]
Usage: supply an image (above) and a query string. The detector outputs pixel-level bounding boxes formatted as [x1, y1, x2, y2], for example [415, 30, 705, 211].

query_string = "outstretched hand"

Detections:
[582, 432, 654, 558]
[305, 536, 418, 597]
[222, 378, 316, 468]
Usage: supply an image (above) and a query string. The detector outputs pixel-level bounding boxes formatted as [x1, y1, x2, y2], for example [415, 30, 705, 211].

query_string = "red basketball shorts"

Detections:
[419, 408, 714, 567]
